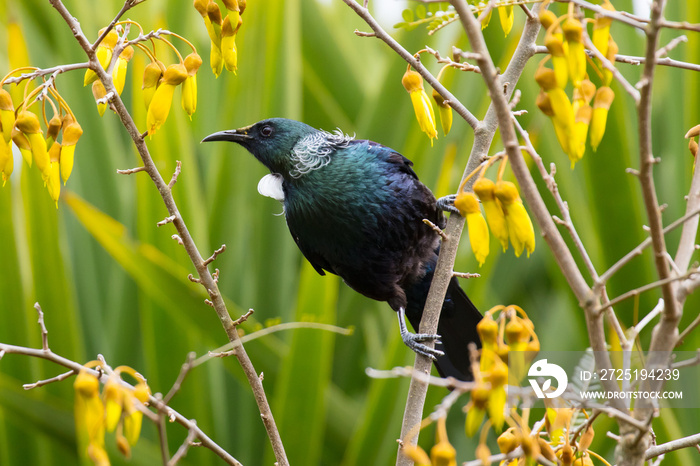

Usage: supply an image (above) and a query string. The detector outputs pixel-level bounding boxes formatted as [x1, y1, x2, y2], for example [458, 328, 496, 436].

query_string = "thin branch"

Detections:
[168, 422, 199, 466]
[157, 215, 176, 227]
[3, 62, 90, 85]
[34, 303, 49, 351]
[203, 244, 226, 266]
[581, 34, 640, 102]
[163, 352, 196, 405]
[168, 160, 182, 190]
[646, 432, 700, 459]
[23, 369, 76, 390]
[422, 218, 448, 241]
[116, 166, 147, 175]
[232, 309, 254, 327]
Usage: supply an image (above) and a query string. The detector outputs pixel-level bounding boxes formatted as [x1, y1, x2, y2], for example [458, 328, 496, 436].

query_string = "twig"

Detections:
[23, 369, 76, 390]
[163, 352, 196, 405]
[203, 245, 226, 266]
[655, 35, 688, 59]
[677, 313, 700, 346]
[168, 422, 199, 465]
[422, 218, 448, 241]
[34, 303, 49, 351]
[116, 166, 147, 175]
[452, 271, 480, 279]
[171, 235, 184, 245]
[157, 215, 176, 227]
[232, 309, 254, 327]
[168, 161, 182, 190]
[581, 33, 640, 102]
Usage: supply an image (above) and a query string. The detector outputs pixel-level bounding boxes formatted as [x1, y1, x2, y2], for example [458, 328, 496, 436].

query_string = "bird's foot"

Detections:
[402, 331, 444, 360]
[436, 194, 460, 216]
[398, 307, 444, 360]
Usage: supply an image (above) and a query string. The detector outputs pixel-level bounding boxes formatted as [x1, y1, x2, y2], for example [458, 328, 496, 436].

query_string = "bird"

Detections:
[203, 118, 482, 380]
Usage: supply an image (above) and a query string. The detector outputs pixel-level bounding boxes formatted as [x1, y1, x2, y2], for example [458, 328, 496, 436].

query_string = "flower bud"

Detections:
[402, 69, 437, 144]
[602, 37, 619, 86]
[477, 314, 499, 345]
[538, 9, 557, 30]
[222, 0, 239, 12]
[16, 111, 49, 176]
[544, 31, 568, 88]
[162, 63, 189, 86]
[92, 80, 108, 116]
[184, 52, 203, 76]
[47, 142, 61, 206]
[497, 429, 519, 454]
[74, 370, 100, 398]
[221, 14, 239, 73]
[592, 0, 615, 58]
[84, 29, 119, 86]
[11, 126, 32, 167]
[210, 43, 224, 77]
[193, 0, 208, 16]
[103, 377, 123, 432]
[182, 75, 198, 118]
[46, 114, 62, 144]
[563, 18, 586, 86]
[475, 444, 491, 466]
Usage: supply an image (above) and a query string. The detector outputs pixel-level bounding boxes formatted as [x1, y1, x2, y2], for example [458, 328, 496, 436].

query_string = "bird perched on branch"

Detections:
[203, 118, 482, 380]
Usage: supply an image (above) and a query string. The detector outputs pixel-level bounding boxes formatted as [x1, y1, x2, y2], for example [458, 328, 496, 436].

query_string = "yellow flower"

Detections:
[455, 191, 489, 266]
[544, 30, 568, 89]
[84, 28, 119, 86]
[431, 417, 457, 466]
[494, 181, 535, 257]
[479, 2, 492, 30]
[11, 126, 32, 167]
[589, 86, 615, 151]
[103, 376, 123, 432]
[15, 110, 49, 178]
[60, 117, 83, 184]
[486, 356, 508, 429]
[142, 60, 164, 110]
[182, 52, 203, 118]
[497, 428, 520, 454]
[473, 178, 508, 252]
[92, 80, 108, 116]
[47, 142, 61, 207]
[0, 89, 15, 143]
[402, 69, 437, 144]
[46, 114, 62, 145]
[401, 444, 431, 466]
[112, 45, 134, 96]
[475, 444, 491, 466]
[562, 17, 586, 87]
[592, 0, 615, 58]
[536, 66, 574, 157]
[602, 37, 618, 86]
[570, 103, 592, 167]
[0, 139, 13, 185]
[499, 3, 514, 36]
[74, 369, 105, 452]
[432, 88, 452, 136]
[221, 13, 241, 73]
[146, 63, 188, 136]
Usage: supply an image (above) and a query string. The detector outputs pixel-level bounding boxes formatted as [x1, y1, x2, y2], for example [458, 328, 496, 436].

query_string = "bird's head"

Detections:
[202, 118, 317, 175]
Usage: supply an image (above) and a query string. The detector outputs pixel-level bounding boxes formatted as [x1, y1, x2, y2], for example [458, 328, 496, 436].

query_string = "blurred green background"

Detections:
[0, 0, 698, 464]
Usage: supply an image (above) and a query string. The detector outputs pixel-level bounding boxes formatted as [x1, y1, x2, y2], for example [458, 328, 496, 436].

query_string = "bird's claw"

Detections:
[402, 331, 444, 360]
[436, 194, 461, 216]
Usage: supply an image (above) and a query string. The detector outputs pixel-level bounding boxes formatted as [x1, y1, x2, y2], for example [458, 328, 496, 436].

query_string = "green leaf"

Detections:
[415, 5, 427, 19]
[401, 8, 414, 23]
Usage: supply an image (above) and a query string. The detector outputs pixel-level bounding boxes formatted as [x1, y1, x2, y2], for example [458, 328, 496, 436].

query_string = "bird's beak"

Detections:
[201, 126, 252, 144]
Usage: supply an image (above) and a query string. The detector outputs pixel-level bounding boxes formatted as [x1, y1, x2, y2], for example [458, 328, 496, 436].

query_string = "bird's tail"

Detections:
[405, 275, 482, 381]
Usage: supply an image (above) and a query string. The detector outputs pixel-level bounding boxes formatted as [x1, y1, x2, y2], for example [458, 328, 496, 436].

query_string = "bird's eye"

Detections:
[260, 125, 274, 137]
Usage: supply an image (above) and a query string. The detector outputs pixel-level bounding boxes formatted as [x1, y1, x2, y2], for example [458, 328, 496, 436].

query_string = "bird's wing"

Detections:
[366, 141, 419, 180]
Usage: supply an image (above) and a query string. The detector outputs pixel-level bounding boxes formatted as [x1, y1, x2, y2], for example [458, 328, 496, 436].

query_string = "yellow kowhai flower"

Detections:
[498, 2, 514, 36]
[60, 116, 83, 184]
[572, 79, 596, 115]
[473, 177, 508, 252]
[562, 17, 586, 87]
[0, 88, 15, 143]
[146, 63, 188, 136]
[74, 368, 106, 462]
[112, 45, 134, 96]
[221, 12, 241, 74]
[11, 126, 32, 167]
[602, 37, 618, 86]
[497, 428, 520, 455]
[570, 103, 592, 167]
[535, 65, 574, 157]
[431, 417, 457, 466]
[46, 114, 62, 145]
[84, 28, 119, 86]
[538, 9, 557, 30]
[486, 356, 508, 429]
[47, 142, 61, 206]
[455, 191, 489, 266]
[15, 110, 49, 178]
[544, 30, 568, 89]
[142, 60, 164, 110]
[182, 52, 203, 118]
[465, 383, 488, 437]
[494, 181, 535, 257]
[479, 2, 492, 30]
[589, 86, 615, 151]
[592, 0, 615, 59]
[475, 443, 491, 466]
[103, 375, 123, 432]
[401, 444, 431, 466]
[0, 139, 12, 185]
[402, 68, 438, 145]
[432, 88, 452, 136]
[92, 80, 108, 116]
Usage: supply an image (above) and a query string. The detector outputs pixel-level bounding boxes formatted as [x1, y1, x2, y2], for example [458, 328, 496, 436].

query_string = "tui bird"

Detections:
[203, 118, 482, 380]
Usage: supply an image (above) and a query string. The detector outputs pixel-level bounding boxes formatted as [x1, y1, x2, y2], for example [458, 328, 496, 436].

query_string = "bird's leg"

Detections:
[436, 194, 460, 215]
[397, 307, 444, 360]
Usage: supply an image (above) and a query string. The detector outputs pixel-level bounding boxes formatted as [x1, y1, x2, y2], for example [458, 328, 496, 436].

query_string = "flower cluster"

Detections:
[194, 0, 246, 77]
[0, 75, 83, 206]
[74, 362, 151, 465]
[467, 305, 539, 436]
[536, 2, 617, 167]
[83, 23, 202, 136]
[454, 159, 536, 265]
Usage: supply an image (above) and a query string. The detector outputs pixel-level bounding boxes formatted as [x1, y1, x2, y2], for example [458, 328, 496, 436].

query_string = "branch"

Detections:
[645, 432, 700, 459]
[47, 1, 288, 463]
